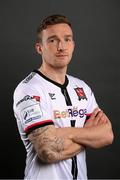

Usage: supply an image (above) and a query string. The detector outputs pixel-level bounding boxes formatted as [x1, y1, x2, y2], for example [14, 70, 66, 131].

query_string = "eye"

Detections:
[49, 39, 55, 43]
[65, 38, 72, 42]
[48, 38, 59, 43]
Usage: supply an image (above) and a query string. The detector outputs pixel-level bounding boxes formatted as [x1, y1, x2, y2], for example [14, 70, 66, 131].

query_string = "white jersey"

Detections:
[13, 70, 98, 180]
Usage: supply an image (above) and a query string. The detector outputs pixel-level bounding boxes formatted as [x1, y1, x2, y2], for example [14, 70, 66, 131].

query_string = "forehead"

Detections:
[41, 23, 73, 39]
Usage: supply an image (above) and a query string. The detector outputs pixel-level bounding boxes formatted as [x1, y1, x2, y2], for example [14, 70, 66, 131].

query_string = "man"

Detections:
[13, 14, 114, 180]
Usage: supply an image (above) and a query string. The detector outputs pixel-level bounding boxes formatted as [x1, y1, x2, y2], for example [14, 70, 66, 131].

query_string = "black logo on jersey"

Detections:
[74, 87, 87, 101]
[49, 93, 56, 100]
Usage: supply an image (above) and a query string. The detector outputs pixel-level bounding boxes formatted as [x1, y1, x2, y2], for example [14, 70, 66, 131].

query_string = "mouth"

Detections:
[56, 54, 68, 57]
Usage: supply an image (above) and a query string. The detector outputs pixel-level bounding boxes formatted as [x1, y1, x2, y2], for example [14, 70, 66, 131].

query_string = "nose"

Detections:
[57, 41, 66, 51]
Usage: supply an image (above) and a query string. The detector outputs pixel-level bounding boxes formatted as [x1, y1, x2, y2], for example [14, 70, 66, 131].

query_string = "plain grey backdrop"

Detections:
[0, 0, 120, 179]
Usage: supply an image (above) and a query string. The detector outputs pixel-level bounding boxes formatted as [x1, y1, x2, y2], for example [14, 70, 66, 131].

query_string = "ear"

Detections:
[35, 42, 42, 55]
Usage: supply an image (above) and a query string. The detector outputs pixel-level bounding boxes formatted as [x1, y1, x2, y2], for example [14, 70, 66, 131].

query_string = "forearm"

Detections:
[56, 109, 114, 148]
[38, 139, 83, 163]
[57, 123, 114, 148]
[29, 126, 84, 164]
[37, 124, 111, 164]
[29, 120, 113, 163]
[71, 125, 113, 148]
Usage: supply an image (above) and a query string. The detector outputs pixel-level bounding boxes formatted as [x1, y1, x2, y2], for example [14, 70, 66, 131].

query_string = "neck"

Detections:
[39, 64, 67, 84]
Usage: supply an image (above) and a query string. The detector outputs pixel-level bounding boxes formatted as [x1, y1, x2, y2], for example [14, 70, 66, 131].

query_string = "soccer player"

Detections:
[13, 14, 114, 180]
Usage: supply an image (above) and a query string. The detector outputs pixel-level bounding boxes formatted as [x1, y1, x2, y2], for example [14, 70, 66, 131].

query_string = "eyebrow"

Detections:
[47, 35, 73, 41]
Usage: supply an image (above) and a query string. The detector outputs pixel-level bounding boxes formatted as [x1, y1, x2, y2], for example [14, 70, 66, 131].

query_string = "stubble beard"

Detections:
[51, 59, 71, 70]
[42, 55, 72, 71]
[53, 56, 72, 68]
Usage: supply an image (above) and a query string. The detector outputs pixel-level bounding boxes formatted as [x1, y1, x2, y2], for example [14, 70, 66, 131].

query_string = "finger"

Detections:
[94, 110, 104, 125]
[99, 112, 109, 124]
[99, 118, 106, 124]
[90, 108, 101, 120]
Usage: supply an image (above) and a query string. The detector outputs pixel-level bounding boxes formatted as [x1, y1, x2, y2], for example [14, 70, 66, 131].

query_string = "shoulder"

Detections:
[13, 72, 46, 113]
[67, 74, 89, 88]
[14, 72, 34, 94]
[67, 74, 94, 96]
[13, 71, 44, 100]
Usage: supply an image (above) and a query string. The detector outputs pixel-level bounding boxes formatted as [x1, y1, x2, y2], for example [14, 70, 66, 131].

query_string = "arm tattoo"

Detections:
[28, 126, 65, 163]
[40, 148, 64, 163]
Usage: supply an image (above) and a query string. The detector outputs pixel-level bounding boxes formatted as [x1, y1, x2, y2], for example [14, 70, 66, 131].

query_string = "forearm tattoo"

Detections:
[29, 126, 65, 163]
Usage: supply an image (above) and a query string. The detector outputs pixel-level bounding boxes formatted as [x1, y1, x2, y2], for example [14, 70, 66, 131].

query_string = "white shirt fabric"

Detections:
[13, 70, 98, 180]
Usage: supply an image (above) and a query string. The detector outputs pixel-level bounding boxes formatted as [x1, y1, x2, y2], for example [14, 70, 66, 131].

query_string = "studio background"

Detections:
[0, 0, 120, 179]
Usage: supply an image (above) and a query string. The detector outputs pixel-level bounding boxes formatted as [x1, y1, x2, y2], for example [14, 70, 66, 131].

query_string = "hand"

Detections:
[84, 108, 108, 128]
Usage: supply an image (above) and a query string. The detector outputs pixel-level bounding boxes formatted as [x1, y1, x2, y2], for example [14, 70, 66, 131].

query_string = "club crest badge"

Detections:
[74, 87, 87, 101]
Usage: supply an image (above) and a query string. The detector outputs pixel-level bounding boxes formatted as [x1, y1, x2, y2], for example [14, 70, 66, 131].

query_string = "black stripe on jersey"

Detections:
[71, 119, 76, 127]
[71, 120, 78, 179]
[25, 121, 54, 135]
[33, 69, 68, 88]
[71, 156, 78, 180]
[61, 88, 72, 106]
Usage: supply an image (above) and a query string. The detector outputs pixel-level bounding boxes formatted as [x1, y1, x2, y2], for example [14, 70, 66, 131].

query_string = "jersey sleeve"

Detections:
[85, 83, 99, 121]
[13, 85, 54, 135]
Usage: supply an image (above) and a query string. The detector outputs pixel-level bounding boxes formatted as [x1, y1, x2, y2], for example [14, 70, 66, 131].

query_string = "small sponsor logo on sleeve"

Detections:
[21, 103, 43, 125]
[16, 95, 40, 107]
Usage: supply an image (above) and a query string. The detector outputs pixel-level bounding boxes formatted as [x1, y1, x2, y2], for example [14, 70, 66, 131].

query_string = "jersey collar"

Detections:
[33, 69, 69, 89]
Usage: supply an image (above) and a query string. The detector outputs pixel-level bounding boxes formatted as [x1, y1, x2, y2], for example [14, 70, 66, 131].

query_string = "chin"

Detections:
[57, 61, 70, 68]
[51, 63, 68, 69]
[57, 59, 71, 67]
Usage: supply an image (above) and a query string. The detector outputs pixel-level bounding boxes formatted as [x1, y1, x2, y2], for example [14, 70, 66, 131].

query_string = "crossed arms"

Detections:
[28, 108, 114, 163]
